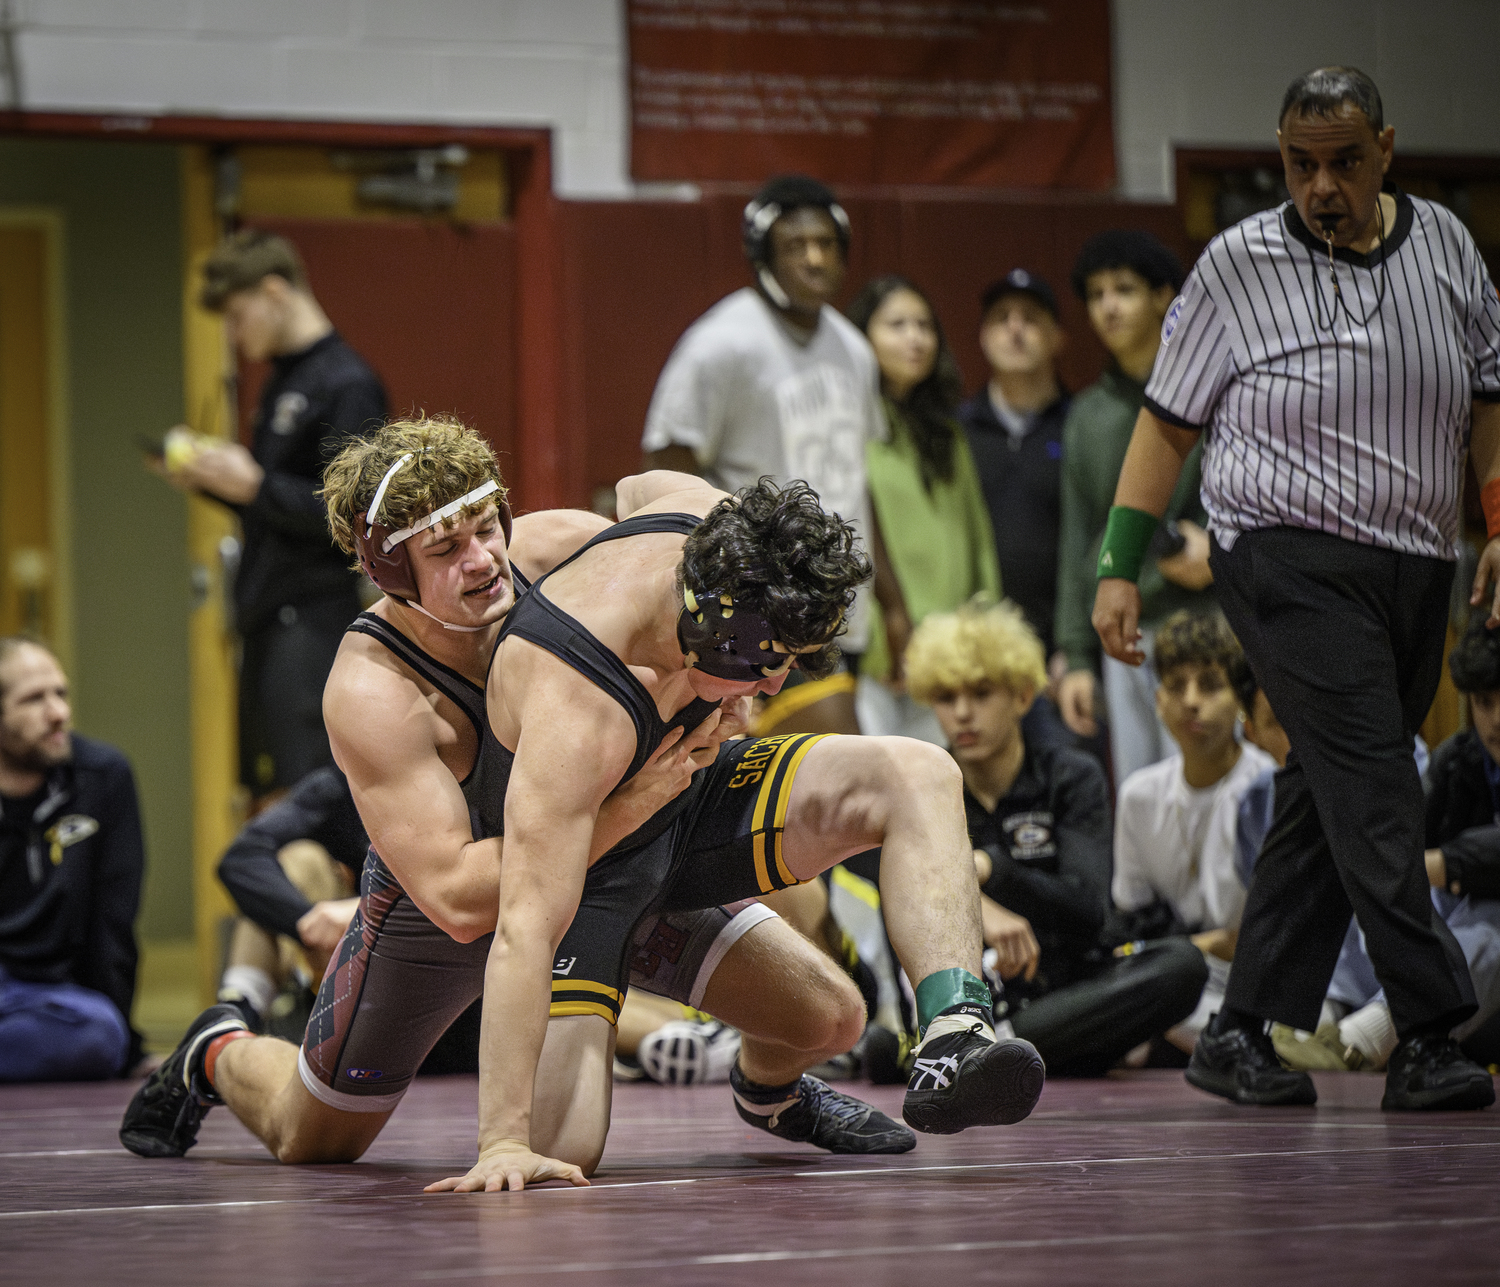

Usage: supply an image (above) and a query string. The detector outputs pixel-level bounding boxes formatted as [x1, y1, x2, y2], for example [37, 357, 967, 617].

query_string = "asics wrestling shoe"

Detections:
[901, 1021, 1045, 1134]
[1381, 1035, 1496, 1111]
[731, 1066, 916, 1154]
[119, 1004, 248, 1158]
[639, 1018, 743, 1086]
[1185, 1013, 1317, 1106]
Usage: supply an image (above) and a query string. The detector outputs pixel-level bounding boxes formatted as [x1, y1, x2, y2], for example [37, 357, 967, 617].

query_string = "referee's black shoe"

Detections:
[120, 1004, 248, 1158]
[1381, 1035, 1496, 1111]
[1186, 1012, 1317, 1106]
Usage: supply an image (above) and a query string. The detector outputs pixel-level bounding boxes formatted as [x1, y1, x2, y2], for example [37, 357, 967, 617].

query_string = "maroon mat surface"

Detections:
[2, 1071, 1496, 1285]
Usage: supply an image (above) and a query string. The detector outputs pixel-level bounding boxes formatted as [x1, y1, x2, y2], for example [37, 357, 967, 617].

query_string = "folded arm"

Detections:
[615, 470, 729, 522]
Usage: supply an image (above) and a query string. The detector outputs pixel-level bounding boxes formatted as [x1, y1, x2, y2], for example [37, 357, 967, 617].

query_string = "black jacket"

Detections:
[1426, 730, 1500, 900]
[958, 389, 1071, 655]
[234, 332, 386, 636]
[964, 742, 1112, 993]
[217, 766, 368, 940]
[0, 735, 145, 1069]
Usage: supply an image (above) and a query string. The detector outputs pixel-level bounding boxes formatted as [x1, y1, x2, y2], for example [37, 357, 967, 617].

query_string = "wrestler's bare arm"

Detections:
[326, 645, 709, 943]
[614, 470, 728, 521]
[466, 649, 641, 1184]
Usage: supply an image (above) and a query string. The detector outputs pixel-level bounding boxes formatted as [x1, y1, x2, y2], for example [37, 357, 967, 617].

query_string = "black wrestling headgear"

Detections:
[676, 586, 800, 683]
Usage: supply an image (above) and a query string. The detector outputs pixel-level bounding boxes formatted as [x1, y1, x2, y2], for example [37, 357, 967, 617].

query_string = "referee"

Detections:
[1093, 67, 1500, 1110]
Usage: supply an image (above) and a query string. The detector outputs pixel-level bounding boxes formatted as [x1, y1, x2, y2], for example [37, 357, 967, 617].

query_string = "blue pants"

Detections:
[1328, 893, 1500, 1043]
[0, 971, 129, 1082]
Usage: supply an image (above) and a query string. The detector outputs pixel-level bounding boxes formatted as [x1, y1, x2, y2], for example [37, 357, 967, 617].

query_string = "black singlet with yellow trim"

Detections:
[496, 512, 721, 846]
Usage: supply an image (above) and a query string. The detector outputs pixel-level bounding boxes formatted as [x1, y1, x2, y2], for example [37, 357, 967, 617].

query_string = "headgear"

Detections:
[741, 175, 850, 311]
[677, 586, 804, 683]
[353, 451, 511, 617]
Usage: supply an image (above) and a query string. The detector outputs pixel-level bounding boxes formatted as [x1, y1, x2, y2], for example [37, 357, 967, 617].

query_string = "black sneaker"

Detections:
[732, 1072, 916, 1154]
[901, 1024, 1045, 1134]
[1381, 1035, 1496, 1111]
[1185, 1014, 1317, 1106]
[119, 1004, 248, 1158]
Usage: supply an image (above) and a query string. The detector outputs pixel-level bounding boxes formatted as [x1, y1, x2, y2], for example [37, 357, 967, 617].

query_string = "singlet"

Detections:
[345, 588, 524, 841]
[496, 513, 721, 839]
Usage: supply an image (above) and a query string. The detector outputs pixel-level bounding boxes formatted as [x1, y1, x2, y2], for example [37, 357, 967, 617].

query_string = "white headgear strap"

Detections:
[379, 478, 502, 553]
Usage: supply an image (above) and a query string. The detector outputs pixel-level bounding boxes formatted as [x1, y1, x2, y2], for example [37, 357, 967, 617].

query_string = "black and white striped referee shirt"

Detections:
[1145, 188, 1500, 560]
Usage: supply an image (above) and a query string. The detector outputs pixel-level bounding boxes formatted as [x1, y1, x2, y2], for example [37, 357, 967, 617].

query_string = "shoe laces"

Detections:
[801, 1077, 866, 1128]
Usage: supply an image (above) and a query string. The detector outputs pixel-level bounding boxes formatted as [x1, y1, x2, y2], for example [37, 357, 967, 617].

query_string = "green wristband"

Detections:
[1096, 505, 1159, 583]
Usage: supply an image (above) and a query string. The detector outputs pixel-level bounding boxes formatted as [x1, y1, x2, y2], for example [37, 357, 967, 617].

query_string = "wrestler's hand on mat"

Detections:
[1092, 578, 1146, 666]
[1470, 535, 1500, 628]
[425, 1140, 590, 1194]
[980, 894, 1039, 982]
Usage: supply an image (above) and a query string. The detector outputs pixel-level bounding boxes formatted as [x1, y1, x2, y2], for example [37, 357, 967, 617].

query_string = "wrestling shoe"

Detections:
[731, 1067, 915, 1154]
[1381, 1035, 1496, 1111]
[901, 1021, 1045, 1134]
[639, 1018, 742, 1085]
[1185, 1013, 1317, 1106]
[119, 1004, 248, 1158]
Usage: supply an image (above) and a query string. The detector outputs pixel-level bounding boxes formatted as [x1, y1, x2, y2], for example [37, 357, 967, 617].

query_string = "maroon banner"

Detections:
[628, 0, 1115, 190]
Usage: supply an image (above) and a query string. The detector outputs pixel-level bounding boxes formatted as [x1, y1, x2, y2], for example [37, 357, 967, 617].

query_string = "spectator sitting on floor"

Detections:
[1053, 231, 1207, 783]
[905, 598, 1207, 1076]
[845, 275, 1000, 745]
[214, 765, 365, 1037]
[0, 638, 149, 1082]
[1267, 615, 1500, 1073]
[1112, 611, 1275, 1053]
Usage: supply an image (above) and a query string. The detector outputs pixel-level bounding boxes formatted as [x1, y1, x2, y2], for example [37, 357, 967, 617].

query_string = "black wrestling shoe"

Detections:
[901, 1024, 1045, 1134]
[1381, 1035, 1496, 1111]
[1185, 1014, 1317, 1106]
[119, 1004, 248, 1158]
[732, 1070, 916, 1154]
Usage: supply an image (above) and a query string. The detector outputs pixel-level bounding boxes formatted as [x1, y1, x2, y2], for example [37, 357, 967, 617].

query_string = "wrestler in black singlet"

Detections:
[491, 514, 835, 997]
[296, 578, 766, 1112]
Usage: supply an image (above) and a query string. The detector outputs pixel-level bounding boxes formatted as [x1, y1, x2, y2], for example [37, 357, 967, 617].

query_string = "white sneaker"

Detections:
[638, 1019, 742, 1085]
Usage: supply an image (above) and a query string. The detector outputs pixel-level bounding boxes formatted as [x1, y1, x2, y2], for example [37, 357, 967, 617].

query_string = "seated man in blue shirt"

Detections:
[906, 597, 1207, 1076]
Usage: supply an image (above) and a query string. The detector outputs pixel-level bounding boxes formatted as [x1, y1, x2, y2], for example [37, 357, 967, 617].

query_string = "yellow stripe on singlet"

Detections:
[550, 978, 622, 1001]
[549, 1000, 619, 1023]
[768, 734, 824, 886]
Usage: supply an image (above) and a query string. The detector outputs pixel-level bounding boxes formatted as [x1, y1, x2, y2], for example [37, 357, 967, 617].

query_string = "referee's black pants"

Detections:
[1211, 527, 1476, 1038]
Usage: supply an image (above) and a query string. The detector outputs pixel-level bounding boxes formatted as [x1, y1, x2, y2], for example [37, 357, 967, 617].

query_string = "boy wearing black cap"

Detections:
[641, 175, 895, 737]
[958, 270, 1069, 660]
[1053, 230, 1210, 787]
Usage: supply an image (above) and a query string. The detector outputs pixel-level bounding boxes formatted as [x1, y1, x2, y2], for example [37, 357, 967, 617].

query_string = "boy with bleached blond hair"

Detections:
[907, 597, 1208, 1076]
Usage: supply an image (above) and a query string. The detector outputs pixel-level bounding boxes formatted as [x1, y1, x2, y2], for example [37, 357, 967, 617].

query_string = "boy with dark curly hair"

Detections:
[1112, 610, 1276, 1052]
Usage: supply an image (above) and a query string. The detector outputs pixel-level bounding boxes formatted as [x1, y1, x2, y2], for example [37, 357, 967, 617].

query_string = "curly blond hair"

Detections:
[905, 596, 1047, 705]
[322, 416, 507, 559]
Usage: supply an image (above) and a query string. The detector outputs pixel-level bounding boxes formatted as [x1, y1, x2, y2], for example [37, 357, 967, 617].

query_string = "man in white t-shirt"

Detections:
[1112, 611, 1275, 1051]
[641, 175, 900, 738]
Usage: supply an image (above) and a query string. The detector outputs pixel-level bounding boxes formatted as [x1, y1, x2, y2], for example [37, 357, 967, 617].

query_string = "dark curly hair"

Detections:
[845, 275, 964, 492]
[1152, 609, 1242, 681]
[1450, 614, 1500, 694]
[678, 479, 873, 679]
